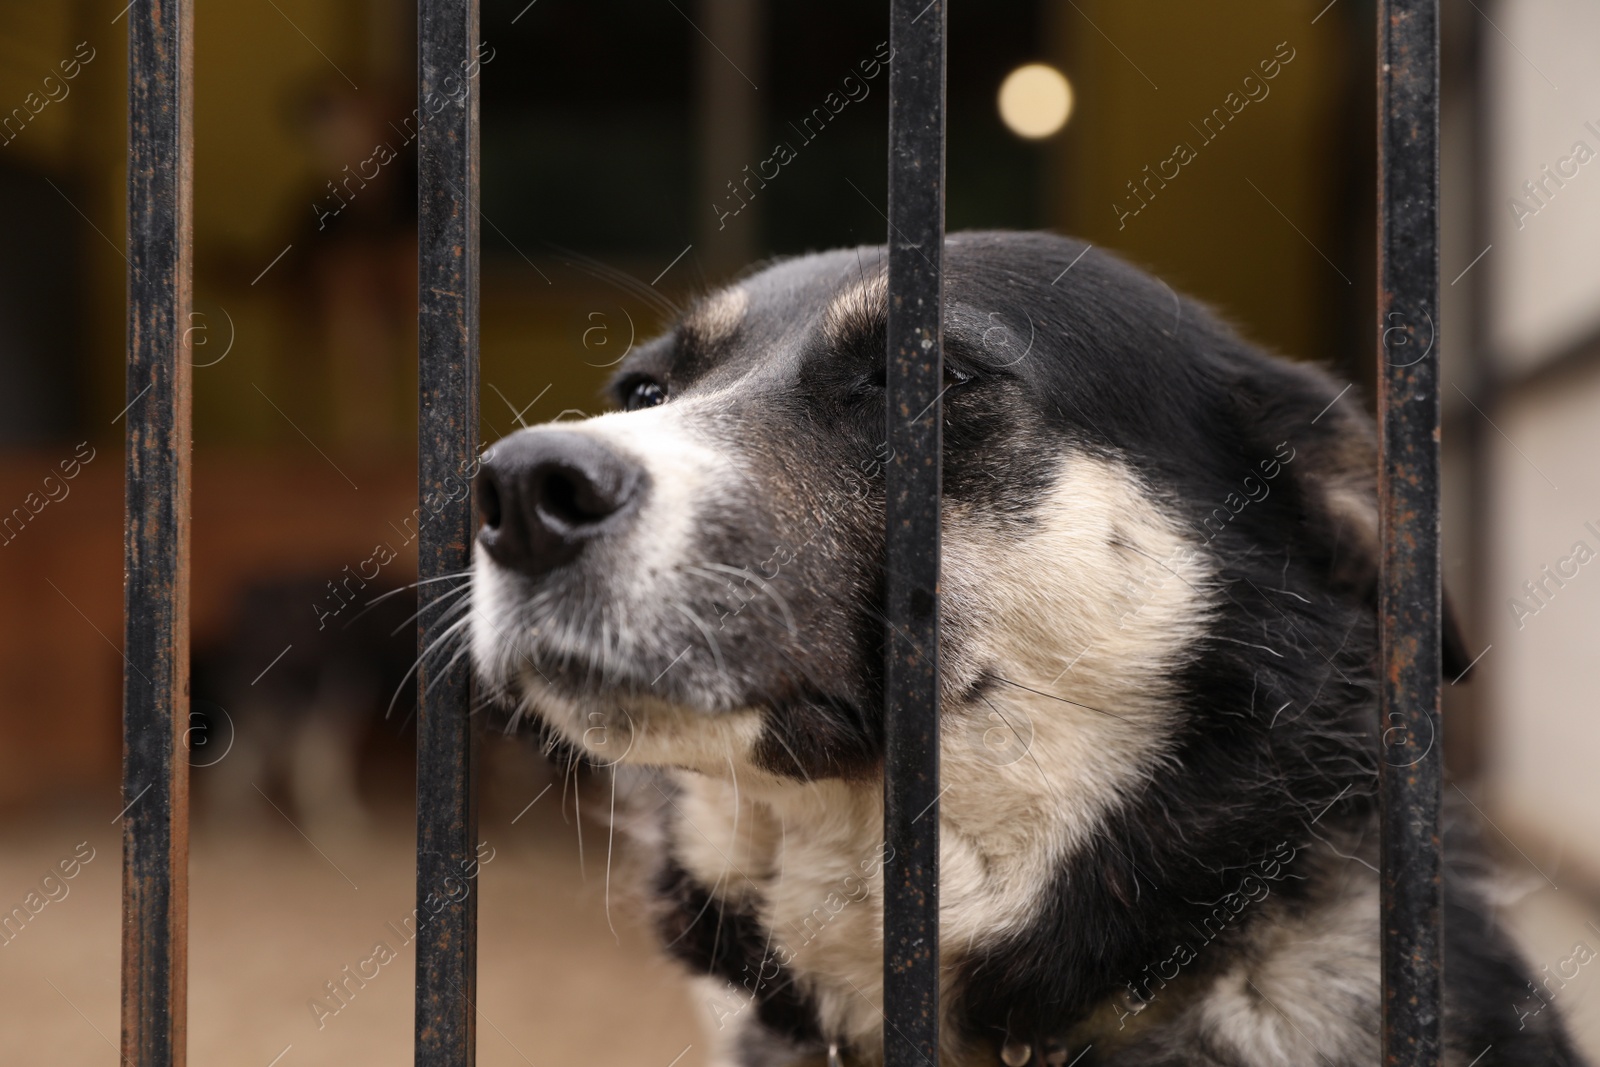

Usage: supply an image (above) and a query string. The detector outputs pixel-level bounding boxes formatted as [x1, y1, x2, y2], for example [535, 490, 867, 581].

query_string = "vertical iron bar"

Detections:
[1377, 0, 1442, 1064]
[123, 2, 193, 1065]
[416, 1, 481, 1064]
[883, 0, 946, 1063]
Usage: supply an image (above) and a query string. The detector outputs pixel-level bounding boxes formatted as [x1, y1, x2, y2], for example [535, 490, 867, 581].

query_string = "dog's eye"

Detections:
[623, 378, 667, 411]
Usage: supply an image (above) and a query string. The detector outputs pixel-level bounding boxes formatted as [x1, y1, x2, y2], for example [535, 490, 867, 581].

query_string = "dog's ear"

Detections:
[1279, 382, 1474, 683]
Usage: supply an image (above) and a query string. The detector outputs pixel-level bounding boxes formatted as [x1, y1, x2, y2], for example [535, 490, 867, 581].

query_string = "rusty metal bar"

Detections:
[415, 0, 481, 1064]
[123, 2, 193, 1065]
[882, 0, 946, 1062]
[1376, 0, 1443, 1063]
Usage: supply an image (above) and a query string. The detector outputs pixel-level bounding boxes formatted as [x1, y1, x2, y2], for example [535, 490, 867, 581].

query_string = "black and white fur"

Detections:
[468, 232, 1587, 1066]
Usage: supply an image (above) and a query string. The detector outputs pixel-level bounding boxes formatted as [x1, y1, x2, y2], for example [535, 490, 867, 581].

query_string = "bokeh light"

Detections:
[997, 62, 1073, 139]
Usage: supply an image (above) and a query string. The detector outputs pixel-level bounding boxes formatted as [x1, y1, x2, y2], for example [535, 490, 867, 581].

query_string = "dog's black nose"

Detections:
[476, 430, 645, 579]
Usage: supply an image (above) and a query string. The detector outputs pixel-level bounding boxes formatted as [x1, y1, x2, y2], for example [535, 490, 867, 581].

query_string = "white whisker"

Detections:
[605, 769, 620, 944]
[688, 562, 798, 634]
[671, 602, 728, 684]
[387, 605, 476, 720]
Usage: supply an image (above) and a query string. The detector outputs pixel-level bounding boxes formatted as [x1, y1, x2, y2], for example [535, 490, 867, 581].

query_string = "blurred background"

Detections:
[0, 0, 1597, 1062]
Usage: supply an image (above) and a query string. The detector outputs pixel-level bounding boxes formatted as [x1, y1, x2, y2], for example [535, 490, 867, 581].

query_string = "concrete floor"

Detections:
[3, 785, 1598, 1066]
[0, 782, 704, 1067]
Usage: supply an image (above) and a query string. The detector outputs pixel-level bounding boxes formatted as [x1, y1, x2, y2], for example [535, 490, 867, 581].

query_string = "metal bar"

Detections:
[415, 0, 481, 1064]
[1376, 0, 1443, 1064]
[123, 2, 194, 1064]
[882, 0, 946, 1062]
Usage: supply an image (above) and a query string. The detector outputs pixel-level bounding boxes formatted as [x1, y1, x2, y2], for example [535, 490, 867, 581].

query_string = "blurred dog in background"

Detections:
[192, 575, 419, 839]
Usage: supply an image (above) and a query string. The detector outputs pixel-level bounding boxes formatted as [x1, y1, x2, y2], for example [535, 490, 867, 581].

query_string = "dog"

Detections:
[192, 575, 418, 836]
[467, 231, 1588, 1066]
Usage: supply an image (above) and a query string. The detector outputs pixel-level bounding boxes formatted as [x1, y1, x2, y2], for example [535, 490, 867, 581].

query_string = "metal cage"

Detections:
[119, 0, 1442, 1063]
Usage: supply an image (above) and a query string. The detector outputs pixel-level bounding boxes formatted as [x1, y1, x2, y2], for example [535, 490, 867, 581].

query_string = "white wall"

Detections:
[1484, 374, 1600, 871]
[1476, 0, 1600, 882]
[1488, 0, 1600, 372]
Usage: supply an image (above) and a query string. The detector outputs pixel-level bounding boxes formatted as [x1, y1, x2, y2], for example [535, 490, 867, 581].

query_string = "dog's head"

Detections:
[470, 231, 1386, 789]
